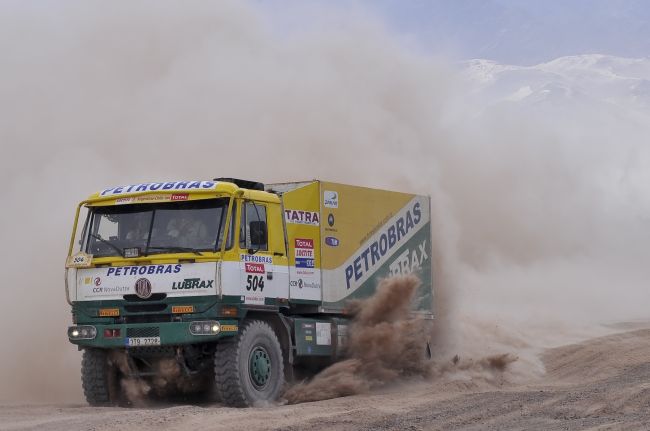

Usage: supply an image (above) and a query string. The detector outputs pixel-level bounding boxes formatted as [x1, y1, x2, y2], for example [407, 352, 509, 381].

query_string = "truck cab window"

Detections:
[83, 198, 231, 257]
[240, 201, 268, 251]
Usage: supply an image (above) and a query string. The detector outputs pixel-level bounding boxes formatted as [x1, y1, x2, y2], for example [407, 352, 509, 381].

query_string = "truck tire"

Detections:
[214, 320, 284, 407]
[81, 348, 119, 406]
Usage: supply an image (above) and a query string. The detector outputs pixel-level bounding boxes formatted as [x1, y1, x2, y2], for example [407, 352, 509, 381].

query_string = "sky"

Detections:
[257, 0, 650, 65]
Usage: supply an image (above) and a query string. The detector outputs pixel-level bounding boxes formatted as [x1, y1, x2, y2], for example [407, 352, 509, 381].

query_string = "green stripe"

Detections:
[323, 221, 433, 313]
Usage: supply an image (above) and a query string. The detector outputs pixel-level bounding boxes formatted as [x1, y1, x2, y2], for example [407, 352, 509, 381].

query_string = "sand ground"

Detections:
[2, 327, 650, 431]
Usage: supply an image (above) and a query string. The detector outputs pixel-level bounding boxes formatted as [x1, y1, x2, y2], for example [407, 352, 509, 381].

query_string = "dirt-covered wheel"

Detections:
[81, 348, 120, 406]
[214, 320, 284, 407]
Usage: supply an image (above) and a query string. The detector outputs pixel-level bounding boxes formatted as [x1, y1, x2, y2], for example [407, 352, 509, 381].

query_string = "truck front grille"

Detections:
[123, 293, 167, 302]
[124, 315, 174, 324]
[124, 304, 167, 313]
[126, 327, 160, 338]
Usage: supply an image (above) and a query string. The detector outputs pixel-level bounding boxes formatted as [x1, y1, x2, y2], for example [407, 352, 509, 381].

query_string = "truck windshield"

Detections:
[82, 198, 232, 258]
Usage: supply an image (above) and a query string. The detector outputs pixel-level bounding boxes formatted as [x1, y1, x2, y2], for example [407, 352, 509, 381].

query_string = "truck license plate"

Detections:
[126, 337, 161, 347]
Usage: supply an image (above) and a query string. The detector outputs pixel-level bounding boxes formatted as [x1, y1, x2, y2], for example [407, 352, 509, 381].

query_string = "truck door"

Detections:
[238, 200, 289, 305]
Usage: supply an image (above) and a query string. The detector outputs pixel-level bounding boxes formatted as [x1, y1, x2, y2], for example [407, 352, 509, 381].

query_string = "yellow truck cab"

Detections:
[65, 178, 433, 407]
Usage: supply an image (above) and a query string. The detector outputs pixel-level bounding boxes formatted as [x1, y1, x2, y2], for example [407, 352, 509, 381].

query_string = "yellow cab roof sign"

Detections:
[98, 181, 218, 197]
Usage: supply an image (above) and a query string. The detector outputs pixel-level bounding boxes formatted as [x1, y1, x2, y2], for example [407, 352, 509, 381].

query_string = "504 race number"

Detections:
[246, 274, 265, 291]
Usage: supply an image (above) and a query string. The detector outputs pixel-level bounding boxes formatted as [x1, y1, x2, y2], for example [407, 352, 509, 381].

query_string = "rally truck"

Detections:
[65, 178, 433, 407]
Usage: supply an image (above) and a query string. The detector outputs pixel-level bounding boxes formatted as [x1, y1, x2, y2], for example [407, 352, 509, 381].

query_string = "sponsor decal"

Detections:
[244, 295, 265, 305]
[316, 322, 332, 345]
[303, 280, 320, 289]
[295, 238, 314, 249]
[296, 258, 315, 269]
[134, 278, 152, 299]
[294, 237, 315, 268]
[240, 254, 273, 264]
[290, 278, 320, 289]
[388, 239, 429, 276]
[345, 201, 423, 289]
[115, 195, 181, 204]
[241, 255, 267, 293]
[324, 213, 337, 233]
[323, 191, 339, 208]
[325, 236, 339, 247]
[220, 324, 238, 332]
[360, 212, 393, 245]
[172, 278, 214, 290]
[94, 277, 101, 286]
[171, 193, 189, 201]
[295, 248, 314, 258]
[92, 286, 129, 294]
[106, 264, 182, 277]
[285, 209, 320, 226]
[100, 181, 217, 196]
[245, 263, 265, 274]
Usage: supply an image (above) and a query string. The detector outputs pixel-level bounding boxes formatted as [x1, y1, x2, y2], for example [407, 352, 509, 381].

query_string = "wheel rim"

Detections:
[249, 346, 272, 389]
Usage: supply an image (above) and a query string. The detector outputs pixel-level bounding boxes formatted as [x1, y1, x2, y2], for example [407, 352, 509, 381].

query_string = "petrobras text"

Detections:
[240, 254, 273, 264]
[345, 200, 423, 289]
[106, 264, 182, 277]
[100, 181, 217, 196]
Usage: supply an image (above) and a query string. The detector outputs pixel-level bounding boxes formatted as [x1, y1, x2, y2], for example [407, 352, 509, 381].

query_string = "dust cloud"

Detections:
[285, 275, 517, 404]
[110, 353, 210, 406]
[1, 0, 650, 404]
[285, 275, 432, 404]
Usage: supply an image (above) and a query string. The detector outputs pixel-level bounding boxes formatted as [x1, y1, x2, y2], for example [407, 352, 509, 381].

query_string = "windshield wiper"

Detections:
[147, 246, 204, 256]
[90, 233, 125, 257]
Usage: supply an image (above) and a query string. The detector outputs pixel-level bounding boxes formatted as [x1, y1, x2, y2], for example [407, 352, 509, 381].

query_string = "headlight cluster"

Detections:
[68, 325, 97, 340]
[189, 320, 220, 336]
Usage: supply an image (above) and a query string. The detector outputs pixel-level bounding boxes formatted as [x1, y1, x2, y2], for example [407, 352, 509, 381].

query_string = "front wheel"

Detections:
[81, 348, 120, 406]
[214, 320, 284, 407]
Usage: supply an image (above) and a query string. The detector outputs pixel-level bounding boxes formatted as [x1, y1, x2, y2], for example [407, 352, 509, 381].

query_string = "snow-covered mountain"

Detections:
[455, 54, 650, 230]
[460, 54, 650, 115]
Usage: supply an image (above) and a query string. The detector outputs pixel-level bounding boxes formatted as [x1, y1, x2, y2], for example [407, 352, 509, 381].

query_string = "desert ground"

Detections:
[2, 326, 650, 431]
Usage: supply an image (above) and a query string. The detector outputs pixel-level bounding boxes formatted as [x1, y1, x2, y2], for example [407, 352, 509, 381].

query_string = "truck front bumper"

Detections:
[67, 320, 239, 348]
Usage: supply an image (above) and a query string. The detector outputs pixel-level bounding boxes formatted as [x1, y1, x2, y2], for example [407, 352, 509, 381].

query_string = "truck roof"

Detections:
[84, 180, 279, 205]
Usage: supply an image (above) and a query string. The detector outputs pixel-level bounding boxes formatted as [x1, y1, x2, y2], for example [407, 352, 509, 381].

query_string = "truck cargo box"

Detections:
[268, 180, 433, 316]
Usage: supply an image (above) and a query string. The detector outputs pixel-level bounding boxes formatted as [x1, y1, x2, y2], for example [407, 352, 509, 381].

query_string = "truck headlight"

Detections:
[68, 325, 97, 340]
[189, 321, 220, 335]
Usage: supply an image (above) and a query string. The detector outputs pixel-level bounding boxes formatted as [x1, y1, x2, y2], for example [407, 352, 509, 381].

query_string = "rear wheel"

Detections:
[214, 320, 284, 407]
[81, 348, 120, 406]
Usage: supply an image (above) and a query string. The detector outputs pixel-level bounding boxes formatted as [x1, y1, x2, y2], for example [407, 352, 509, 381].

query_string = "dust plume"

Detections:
[109, 352, 212, 407]
[0, 0, 453, 403]
[285, 276, 432, 404]
[285, 275, 518, 404]
[1, 0, 649, 404]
